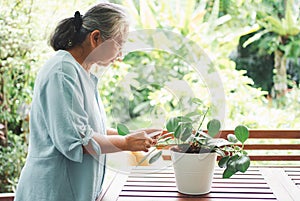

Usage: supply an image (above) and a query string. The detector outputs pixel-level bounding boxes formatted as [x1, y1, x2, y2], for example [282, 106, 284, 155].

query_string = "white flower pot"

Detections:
[170, 149, 217, 195]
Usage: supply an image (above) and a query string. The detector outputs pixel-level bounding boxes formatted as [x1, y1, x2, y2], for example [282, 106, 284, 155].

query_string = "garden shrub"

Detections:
[0, 0, 35, 192]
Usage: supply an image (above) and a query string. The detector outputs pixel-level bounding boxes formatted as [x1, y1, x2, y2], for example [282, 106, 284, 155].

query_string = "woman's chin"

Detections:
[96, 61, 111, 67]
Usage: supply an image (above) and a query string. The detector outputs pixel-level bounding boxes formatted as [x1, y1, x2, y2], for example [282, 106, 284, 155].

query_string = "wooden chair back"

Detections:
[219, 130, 300, 161]
[161, 130, 300, 162]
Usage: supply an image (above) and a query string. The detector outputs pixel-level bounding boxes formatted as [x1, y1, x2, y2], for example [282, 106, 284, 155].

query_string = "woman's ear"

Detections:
[89, 30, 102, 48]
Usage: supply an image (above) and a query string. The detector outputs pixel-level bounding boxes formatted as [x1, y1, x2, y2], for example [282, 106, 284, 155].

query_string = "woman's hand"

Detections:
[89, 128, 160, 154]
[132, 128, 163, 139]
[106, 128, 162, 137]
[124, 131, 157, 152]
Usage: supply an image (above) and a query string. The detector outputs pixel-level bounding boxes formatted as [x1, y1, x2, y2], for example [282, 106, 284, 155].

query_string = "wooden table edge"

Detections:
[98, 169, 130, 201]
[260, 168, 300, 201]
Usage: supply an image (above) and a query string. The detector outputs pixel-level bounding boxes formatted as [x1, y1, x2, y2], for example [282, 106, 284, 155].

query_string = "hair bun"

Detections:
[74, 11, 83, 32]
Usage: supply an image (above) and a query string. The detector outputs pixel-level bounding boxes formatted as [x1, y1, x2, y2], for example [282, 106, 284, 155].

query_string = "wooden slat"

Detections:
[0, 194, 14, 201]
[119, 167, 276, 200]
[122, 186, 273, 193]
[99, 167, 300, 201]
[284, 168, 300, 172]
[125, 181, 270, 188]
[249, 155, 300, 161]
[285, 169, 300, 186]
[127, 177, 268, 184]
[118, 198, 275, 201]
[100, 167, 285, 201]
[164, 154, 300, 161]
[129, 173, 262, 179]
[160, 130, 300, 139]
[261, 168, 300, 201]
[293, 181, 300, 185]
[161, 130, 300, 161]
[97, 172, 128, 201]
[101, 167, 300, 201]
[119, 191, 276, 199]
[215, 155, 300, 161]
[131, 166, 261, 174]
[244, 144, 300, 150]
[286, 172, 300, 175]
[219, 130, 300, 139]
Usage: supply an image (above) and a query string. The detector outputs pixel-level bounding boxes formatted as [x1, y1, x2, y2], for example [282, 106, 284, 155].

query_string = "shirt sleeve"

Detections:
[41, 61, 101, 163]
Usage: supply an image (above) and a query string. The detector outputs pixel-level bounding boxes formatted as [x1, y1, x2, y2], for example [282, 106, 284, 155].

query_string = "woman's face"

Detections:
[101, 36, 125, 66]
[84, 38, 122, 67]
[83, 29, 127, 68]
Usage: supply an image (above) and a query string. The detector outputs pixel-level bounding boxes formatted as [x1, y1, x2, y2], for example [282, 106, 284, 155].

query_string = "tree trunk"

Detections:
[273, 49, 287, 98]
[0, 121, 8, 146]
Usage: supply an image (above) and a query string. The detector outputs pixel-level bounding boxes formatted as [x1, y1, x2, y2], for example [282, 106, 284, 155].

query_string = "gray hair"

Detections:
[50, 3, 129, 51]
[83, 3, 128, 41]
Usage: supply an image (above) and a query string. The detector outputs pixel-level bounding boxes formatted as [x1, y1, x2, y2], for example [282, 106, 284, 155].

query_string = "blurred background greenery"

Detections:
[1, 0, 300, 192]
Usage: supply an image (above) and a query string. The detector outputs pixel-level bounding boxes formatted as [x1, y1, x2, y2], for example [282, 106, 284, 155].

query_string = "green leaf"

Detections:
[166, 117, 179, 132]
[174, 122, 193, 142]
[227, 134, 238, 143]
[160, 137, 172, 142]
[264, 16, 286, 35]
[166, 116, 192, 132]
[207, 138, 231, 147]
[223, 166, 237, 179]
[234, 125, 249, 143]
[157, 132, 174, 140]
[197, 131, 212, 139]
[242, 29, 268, 48]
[185, 111, 200, 118]
[136, 148, 156, 166]
[236, 155, 250, 173]
[117, 123, 130, 136]
[149, 150, 162, 164]
[180, 127, 193, 142]
[218, 156, 230, 168]
[207, 119, 221, 137]
[191, 97, 203, 105]
[132, 101, 150, 114]
[214, 148, 225, 157]
[222, 155, 239, 178]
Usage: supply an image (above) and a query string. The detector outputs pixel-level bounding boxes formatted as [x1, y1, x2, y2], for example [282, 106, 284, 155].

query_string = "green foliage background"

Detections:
[0, 0, 34, 192]
[1, 0, 300, 193]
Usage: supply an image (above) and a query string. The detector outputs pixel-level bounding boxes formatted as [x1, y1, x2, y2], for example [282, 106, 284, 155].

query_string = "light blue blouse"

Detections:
[15, 50, 107, 201]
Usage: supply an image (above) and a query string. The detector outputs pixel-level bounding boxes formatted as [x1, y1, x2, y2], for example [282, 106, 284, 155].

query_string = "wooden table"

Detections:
[98, 166, 300, 201]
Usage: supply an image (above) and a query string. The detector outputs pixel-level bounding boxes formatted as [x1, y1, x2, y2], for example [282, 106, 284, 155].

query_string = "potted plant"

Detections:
[117, 107, 250, 195]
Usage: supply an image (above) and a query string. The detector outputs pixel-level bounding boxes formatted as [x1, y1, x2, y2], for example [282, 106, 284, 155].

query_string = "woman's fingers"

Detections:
[142, 134, 154, 151]
[144, 128, 162, 134]
[148, 131, 162, 138]
[125, 131, 155, 152]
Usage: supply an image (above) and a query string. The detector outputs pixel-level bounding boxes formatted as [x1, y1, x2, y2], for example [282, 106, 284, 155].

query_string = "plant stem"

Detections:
[197, 107, 209, 131]
[136, 148, 156, 166]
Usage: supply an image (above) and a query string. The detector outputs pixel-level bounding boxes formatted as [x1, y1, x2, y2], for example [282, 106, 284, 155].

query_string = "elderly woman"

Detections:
[15, 3, 158, 201]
